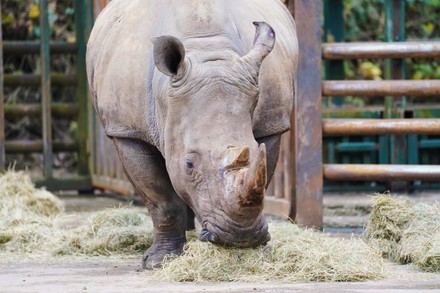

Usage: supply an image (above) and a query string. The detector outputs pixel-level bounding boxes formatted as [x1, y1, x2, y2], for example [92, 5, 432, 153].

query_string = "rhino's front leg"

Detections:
[112, 137, 187, 269]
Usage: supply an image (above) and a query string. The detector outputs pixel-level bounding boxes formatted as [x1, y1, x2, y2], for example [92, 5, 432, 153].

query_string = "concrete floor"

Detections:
[1, 260, 440, 292]
[1, 193, 440, 292]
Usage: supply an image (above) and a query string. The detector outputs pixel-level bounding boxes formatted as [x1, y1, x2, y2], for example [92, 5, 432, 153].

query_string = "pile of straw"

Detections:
[0, 170, 386, 282]
[365, 195, 440, 272]
[156, 223, 385, 282]
[0, 170, 152, 259]
[54, 208, 154, 256]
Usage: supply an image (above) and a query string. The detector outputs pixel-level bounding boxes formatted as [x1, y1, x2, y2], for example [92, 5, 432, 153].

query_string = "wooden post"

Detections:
[40, 0, 53, 178]
[291, 0, 323, 228]
[75, 0, 93, 178]
[0, 2, 5, 171]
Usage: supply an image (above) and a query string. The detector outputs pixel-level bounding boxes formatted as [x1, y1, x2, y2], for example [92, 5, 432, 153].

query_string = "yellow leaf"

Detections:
[412, 71, 424, 80]
[28, 4, 40, 19]
[425, 22, 434, 34]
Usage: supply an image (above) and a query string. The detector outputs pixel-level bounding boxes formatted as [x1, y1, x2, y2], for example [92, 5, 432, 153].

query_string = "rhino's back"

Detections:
[87, 0, 297, 147]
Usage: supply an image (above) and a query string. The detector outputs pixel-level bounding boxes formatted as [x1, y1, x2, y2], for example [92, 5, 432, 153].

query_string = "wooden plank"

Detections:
[322, 80, 440, 97]
[0, 3, 4, 171]
[92, 175, 134, 195]
[323, 118, 440, 135]
[40, 0, 53, 178]
[35, 176, 92, 191]
[264, 197, 291, 220]
[324, 164, 440, 181]
[292, 0, 323, 228]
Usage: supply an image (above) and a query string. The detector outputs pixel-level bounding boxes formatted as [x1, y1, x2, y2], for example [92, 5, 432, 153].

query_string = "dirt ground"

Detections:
[1, 192, 440, 292]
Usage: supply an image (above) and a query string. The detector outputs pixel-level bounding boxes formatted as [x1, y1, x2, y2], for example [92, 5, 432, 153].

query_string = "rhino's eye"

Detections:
[186, 161, 194, 169]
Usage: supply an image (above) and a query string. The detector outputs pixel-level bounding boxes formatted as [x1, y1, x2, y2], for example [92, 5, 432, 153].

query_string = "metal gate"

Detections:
[0, 0, 94, 190]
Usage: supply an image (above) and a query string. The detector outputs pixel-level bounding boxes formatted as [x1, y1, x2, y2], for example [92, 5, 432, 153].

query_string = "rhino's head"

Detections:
[152, 22, 275, 248]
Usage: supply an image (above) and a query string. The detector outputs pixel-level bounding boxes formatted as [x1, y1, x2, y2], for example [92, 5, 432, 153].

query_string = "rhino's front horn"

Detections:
[240, 143, 267, 207]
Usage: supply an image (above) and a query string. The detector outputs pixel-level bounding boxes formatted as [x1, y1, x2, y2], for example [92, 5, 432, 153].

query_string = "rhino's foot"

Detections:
[142, 237, 186, 270]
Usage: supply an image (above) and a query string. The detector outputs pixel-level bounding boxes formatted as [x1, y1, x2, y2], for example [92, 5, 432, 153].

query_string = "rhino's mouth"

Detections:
[198, 218, 270, 248]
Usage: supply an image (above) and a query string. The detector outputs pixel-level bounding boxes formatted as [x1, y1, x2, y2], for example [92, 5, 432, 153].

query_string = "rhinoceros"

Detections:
[86, 0, 298, 269]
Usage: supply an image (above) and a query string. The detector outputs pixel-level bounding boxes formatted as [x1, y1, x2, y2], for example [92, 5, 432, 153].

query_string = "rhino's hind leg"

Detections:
[112, 137, 188, 269]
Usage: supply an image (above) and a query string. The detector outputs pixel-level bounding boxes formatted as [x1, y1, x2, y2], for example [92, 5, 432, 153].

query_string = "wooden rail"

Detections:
[3, 41, 77, 54]
[4, 74, 77, 87]
[323, 42, 440, 60]
[323, 119, 440, 135]
[5, 140, 79, 153]
[322, 80, 440, 97]
[324, 164, 440, 181]
[4, 103, 78, 118]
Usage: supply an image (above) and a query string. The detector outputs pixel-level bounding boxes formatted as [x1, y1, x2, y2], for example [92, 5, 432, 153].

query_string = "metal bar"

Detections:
[0, 3, 4, 171]
[324, 164, 440, 181]
[322, 80, 440, 97]
[323, 0, 344, 107]
[3, 41, 77, 55]
[292, 0, 323, 228]
[75, 0, 92, 177]
[4, 74, 77, 87]
[387, 0, 407, 191]
[337, 142, 377, 152]
[323, 119, 440, 135]
[5, 103, 78, 118]
[419, 139, 440, 149]
[40, 0, 53, 178]
[5, 140, 79, 153]
[322, 42, 440, 60]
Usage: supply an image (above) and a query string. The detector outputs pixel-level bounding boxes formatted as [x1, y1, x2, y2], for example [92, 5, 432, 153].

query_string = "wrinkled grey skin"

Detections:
[87, 0, 298, 269]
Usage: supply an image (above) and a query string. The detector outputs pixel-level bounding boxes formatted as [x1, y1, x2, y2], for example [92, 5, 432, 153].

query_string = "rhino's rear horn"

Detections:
[222, 147, 250, 170]
[243, 22, 276, 71]
[152, 35, 185, 77]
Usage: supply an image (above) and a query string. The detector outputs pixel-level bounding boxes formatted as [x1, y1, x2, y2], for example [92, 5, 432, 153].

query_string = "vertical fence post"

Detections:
[40, 0, 53, 178]
[75, 0, 92, 178]
[291, 0, 323, 228]
[385, 0, 407, 191]
[0, 2, 5, 171]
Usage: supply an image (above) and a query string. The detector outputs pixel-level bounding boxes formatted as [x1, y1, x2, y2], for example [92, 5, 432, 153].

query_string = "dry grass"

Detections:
[155, 223, 385, 282]
[365, 195, 440, 272]
[0, 170, 152, 260]
[0, 170, 387, 282]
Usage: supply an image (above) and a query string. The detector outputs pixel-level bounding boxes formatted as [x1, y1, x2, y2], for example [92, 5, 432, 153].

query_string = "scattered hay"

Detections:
[365, 195, 440, 272]
[155, 222, 385, 283]
[0, 170, 152, 259]
[0, 170, 64, 217]
[54, 208, 154, 256]
[0, 170, 387, 282]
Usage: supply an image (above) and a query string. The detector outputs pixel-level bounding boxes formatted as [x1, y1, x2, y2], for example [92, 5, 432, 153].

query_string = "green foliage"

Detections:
[327, 0, 440, 107]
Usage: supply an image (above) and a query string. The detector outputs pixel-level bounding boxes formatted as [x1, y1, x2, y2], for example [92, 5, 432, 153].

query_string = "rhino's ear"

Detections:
[243, 22, 275, 71]
[152, 36, 186, 77]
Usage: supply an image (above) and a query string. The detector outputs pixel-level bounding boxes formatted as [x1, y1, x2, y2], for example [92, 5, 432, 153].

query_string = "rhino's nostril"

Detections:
[199, 228, 219, 244]
[208, 231, 219, 243]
